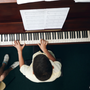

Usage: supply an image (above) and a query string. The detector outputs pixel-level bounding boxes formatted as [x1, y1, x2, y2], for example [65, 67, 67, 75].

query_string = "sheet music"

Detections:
[17, 0, 43, 4]
[44, 8, 70, 29]
[20, 8, 70, 31]
[74, 0, 90, 2]
[20, 9, 45, 30]
[17, 0, 57, 4]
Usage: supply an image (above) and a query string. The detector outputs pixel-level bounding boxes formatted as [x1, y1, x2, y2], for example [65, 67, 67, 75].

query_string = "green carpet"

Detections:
[0, 44, 90, 90]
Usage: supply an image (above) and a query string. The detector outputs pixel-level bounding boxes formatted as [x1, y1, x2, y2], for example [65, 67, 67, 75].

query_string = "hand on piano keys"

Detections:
[38, 39, 48, 52]
[13, 40, 25, 52]
[0, 30, 90, 46]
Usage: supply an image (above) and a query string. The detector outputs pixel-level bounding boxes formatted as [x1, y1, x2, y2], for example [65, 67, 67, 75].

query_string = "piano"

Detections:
[0, 0, 90, 46]
[0, 30, 90, 46]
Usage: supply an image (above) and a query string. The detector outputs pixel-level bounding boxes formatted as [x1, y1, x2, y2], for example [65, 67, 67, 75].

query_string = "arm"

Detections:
[13, 40, 25, 68]
[38, 39, 56, 62]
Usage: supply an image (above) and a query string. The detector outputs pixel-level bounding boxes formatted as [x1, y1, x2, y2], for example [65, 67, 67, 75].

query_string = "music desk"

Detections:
[0, 0, 90, 46]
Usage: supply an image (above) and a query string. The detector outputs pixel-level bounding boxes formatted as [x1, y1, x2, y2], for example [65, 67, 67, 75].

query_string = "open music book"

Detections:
[17, 0, 58, 4]
[20, 8, 70, 31]
[74, 0, 90, 2]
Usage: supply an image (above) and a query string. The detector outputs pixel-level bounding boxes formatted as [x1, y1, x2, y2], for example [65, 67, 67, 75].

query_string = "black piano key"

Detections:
[48, 32, 51, 40]
[52, 32, 56, 39]
[16, 34, 20, 41]
[35, 33, 37, 40]
[57, 32, 59, 39]
[64, 32, 66, 39]
[71, 31, 75, 39]
[40, 33, 44, 39]
[24, 33, 27, 41]
[79, 31, 81, 38]
[46, 32, 48, 40]
[57, 32, 60, 39]
[34, 33, 35, 40]
[35, 33, 39, 40]
[64, 32, 68, 39]
[77, 31, 81, 38]
[4, 34, 8, 41]
[61, 32, 63, 39]
[12, 34, 15, 41]
[28, 33, 32, 40]
[59, 32, 62, 39]
[9, 34, 12, 41]
[67, 32, 68, 39]
[47, 33, 49, 40]
[76, 31, 79, 38]
[57, 32, 63, 39]
[36, 33, 39, 40]
[73, 31, 75, 38]
[82, 31, 84, 38]
[82, 31, 88, 38]
[45, 32, 47, 40]
[21, 33, 27, 41]
[70, 31, 72, 39]
[72, 31, 74, 38]
[52, 32, 54, 39]
[21, 34, 23, 41]
[85, 31, 88, 38]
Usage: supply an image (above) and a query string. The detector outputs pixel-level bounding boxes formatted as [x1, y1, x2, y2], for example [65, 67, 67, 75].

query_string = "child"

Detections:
[13, 39, 62, 83]
[0, 54, 19, 90]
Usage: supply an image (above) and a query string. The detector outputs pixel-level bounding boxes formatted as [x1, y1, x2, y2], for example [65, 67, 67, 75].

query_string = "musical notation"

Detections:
[20, 8, 70, 31]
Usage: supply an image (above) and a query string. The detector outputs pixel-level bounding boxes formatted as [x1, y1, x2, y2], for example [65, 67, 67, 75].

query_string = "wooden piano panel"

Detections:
[0, 0, 90, 34]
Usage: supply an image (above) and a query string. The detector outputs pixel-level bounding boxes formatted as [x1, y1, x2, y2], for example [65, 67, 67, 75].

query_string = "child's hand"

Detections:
[13, 40, 25, 52]
[38, 39, 48, 52]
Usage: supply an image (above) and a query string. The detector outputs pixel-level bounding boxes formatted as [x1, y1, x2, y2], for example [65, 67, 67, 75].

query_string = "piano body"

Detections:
[0, 0, 90, 46]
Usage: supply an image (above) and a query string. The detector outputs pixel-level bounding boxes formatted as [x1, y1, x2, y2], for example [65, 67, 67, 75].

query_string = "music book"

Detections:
[20, 8, 70, 31]
[74, 0, 90, 2]
[17, 0, 58, 4]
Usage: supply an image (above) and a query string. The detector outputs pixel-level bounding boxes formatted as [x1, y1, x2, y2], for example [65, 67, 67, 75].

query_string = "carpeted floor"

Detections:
[0, 44, 90, 90]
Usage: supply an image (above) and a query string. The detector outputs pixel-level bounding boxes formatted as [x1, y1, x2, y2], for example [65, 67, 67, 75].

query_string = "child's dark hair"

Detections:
[33, 54, 52, 81]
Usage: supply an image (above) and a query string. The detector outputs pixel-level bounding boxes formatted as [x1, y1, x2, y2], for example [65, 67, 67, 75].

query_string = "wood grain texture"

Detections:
[0, 0, 90, 33]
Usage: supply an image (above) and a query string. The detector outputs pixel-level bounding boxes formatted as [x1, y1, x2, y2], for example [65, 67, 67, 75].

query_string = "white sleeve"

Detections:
[54, 61, 62, 71]
[20, 65, 31, 76]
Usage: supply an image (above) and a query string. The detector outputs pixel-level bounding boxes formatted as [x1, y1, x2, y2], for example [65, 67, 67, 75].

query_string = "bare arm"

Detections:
[38, 39, 56, 62]
[13, 40, 25, 68]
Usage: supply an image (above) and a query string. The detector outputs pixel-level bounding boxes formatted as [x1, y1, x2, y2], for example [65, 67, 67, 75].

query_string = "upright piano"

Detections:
[0, 0, 90, 46]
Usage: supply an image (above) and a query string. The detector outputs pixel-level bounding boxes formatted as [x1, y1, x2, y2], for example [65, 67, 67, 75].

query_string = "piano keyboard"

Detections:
[0, 30, 90, 46]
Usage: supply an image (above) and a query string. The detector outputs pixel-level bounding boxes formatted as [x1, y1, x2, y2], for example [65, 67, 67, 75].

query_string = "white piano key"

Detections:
[68, 31, 70, 39]
[15, 34, 16, 40]
[39, 33, 40, 41]
[3, 34, 4, 42]
[0, 30, 90, 46]
[80, 31, 82, 39]
[44, 32, 46, 40]
[88, 30, 90, 39]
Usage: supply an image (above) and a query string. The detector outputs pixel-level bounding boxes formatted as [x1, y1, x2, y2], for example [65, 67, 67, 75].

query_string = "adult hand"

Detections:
[13, 40, 25, 52]
[38, 39, 48, 52]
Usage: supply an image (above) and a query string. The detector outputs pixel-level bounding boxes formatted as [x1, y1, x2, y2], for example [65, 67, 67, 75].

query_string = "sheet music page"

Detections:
[20, 8, 70, 31]
[17, 0, 58, 4]
[45, 0, 58, 1]
[74, 0, 90, 2]
[17, 0, 43, 4]
[20, 9, 45, 30]
[44, 8, 70, 29]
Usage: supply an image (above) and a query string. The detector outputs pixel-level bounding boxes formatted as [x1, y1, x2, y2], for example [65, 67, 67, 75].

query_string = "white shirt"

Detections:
[20, 50, 62, 83]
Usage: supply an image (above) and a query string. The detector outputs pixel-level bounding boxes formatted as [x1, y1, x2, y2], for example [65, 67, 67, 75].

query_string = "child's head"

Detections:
[33, 54, 52, 81]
